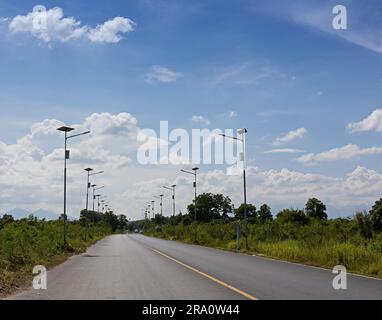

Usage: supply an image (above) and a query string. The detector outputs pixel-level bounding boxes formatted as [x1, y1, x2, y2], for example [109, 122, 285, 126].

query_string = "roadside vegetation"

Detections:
[0, 211, 128, 297]
[130, 194, 382, 279]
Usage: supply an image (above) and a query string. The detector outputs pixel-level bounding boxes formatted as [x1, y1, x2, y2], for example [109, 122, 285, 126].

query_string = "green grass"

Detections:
[0, 219, 113, 297]
[144, 220, 382, 279]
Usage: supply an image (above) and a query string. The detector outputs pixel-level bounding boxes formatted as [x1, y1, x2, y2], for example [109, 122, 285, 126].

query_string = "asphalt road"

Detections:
[10, 234, 382, 300]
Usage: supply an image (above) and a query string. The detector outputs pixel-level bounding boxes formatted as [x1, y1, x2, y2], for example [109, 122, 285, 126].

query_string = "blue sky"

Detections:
[1, 0, 382, 218]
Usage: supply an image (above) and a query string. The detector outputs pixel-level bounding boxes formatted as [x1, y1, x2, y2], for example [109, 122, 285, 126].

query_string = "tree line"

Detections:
[132, 192, 382, 239]
[0, 210, 129, 233]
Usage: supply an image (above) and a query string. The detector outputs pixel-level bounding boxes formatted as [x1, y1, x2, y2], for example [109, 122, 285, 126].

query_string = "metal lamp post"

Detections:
[84, 168, 93, 240]
[160, 194, 163, 217]
[85, 170, 104, 225]
[93, 186, 105, 211]
[84, 168, 93, 225]
[151, 200, 155, 219]
[85, 170, 104, 212]
[163, 185, 176, 217]
[181, 167, 199, 221]
[220, 128, 248, 249]
[57, 126, 90, 246]
[91, 184, 96, 211]
[96, 194, 101, 213]
[147, 203, 151, 220]
[154, 194, 164, 224]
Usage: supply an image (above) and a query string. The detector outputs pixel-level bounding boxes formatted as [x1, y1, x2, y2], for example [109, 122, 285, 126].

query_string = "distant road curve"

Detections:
[10, 234, 382, 300]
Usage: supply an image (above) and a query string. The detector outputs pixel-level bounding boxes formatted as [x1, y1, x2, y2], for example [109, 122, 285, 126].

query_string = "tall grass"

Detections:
[0, 218, 113, 296]
[145, 219, 382, 279]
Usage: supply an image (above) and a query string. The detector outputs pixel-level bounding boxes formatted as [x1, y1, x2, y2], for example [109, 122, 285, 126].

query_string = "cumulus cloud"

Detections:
[191, 115, 211, 126]
[126, 165, 382, 219]
[145, 66, 182, 83]
[88, 17, 136, 44]
[296, 144, 382, 166]
[0, 112, 140, 216]
[1, 112, 382, 220]
[8, 6, 135, 44]
[348, 108, 382, 133]
[273, 128, 307, 146]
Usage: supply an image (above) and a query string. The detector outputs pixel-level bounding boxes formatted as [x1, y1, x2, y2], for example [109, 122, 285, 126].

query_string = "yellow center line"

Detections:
[151, 248, 258, 301]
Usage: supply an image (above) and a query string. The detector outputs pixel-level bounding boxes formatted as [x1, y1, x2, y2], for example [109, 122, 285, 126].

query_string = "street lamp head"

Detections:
[91, 184, 96, 187]
[192, 167, 199, 171]
[57, 126, 74, 132]
[84, 168, 93, 172]
[90, 170, 104, 176]
[238, 128, 248, 134]
[66, 130, 91, 140]
[171, 184, 176, 188]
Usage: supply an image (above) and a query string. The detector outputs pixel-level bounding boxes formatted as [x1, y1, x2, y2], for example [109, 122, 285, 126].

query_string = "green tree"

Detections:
[235, 204, 257, 220]
[117, 215, 129, 230]
[370, 198, 382, 231]
[104, 211, 119, 232]
[1, 214, 14, 224]
[187, 193, 234, 223]
[355, 211, 373, 239]
[277, 209, 308, 224]
[153, 214, 163, 225]
[0, 214, 14, 230]
[305, 198, 327, 220]
[181, 214, 193, 226]
[258, 204, 273, 223]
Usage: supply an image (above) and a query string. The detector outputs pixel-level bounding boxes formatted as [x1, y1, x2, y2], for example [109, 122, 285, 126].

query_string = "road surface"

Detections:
[10, 234, 382, 300]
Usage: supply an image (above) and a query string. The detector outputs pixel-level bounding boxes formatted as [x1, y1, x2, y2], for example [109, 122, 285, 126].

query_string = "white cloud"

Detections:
[273, 128, 307, 146]
[348, 108, 382, 133]
[127, 165, 382, 219]
[265, 148, 305, 154]
[145, 66, 182, 83]
[191, 115, 211, 126]
[0, 112, 141, 216]
[8, 7, 135, 44]
[211, 62, 286, 86]
[9, 7, 86, 43]
[88, 17, 136, 44]
[296, 144, 382, 166]
[1, 112, 382, 220]
[224, 111, 237, 119]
